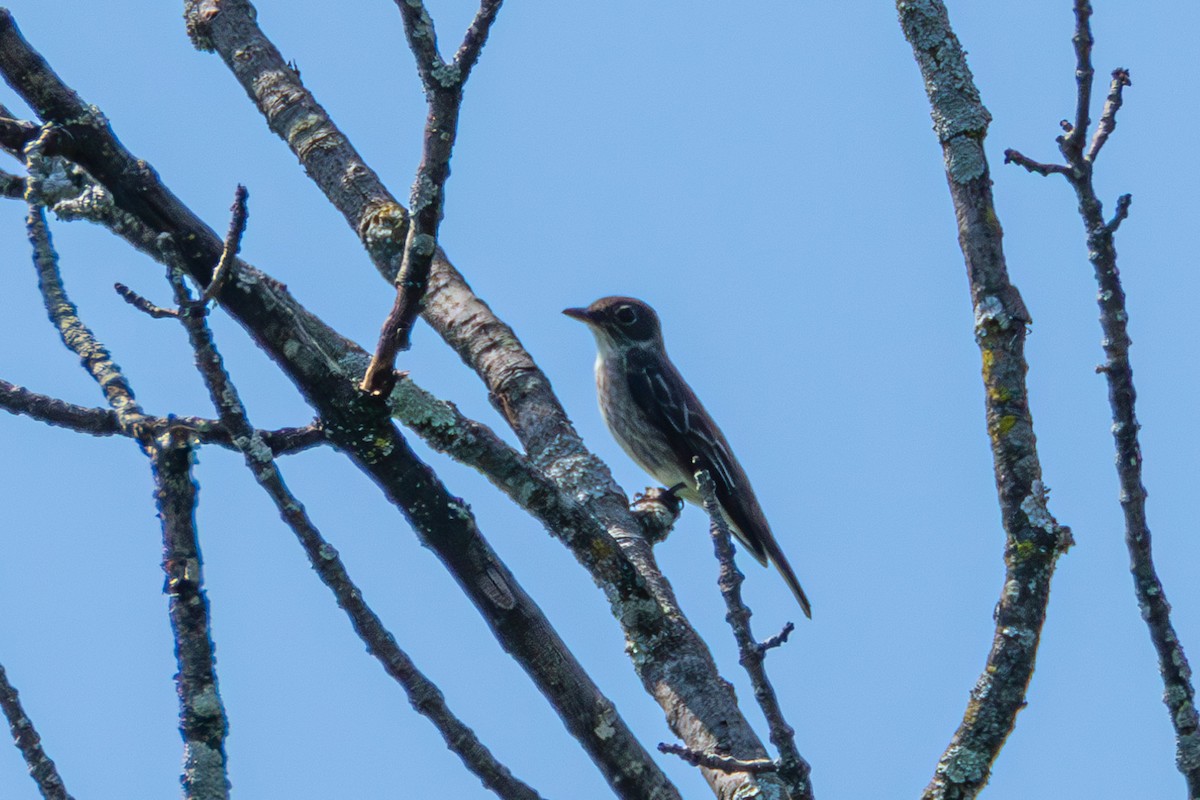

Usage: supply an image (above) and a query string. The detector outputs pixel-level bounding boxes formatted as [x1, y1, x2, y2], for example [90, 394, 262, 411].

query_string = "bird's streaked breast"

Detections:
[594, 351, 689, 490]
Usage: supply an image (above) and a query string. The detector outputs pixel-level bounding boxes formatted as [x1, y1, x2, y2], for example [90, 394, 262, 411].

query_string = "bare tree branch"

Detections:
[1001, 149, 1068, 177]
[25, 199, 146, 435]
[1086, 68, 1131, 164]
[360, 0, 504, 393]
[151, 430, 231, 800]
[0, 378, 324, 454]
[1003, 5, 1200, 791]
[174, 4, 797, 796]
[0, 15, 686, 797]
[201, 183, 247, 304]
[695, 468, 813, 800]
[1106, 192, 1132, 233]
[453, 0, 504, 77]
[161, 267, 545, 800]
[0, 662, 75, 800]
[115, 281, 180, 318]
[1061, 0, 1094, 161]
[24, 166, 232, 797]
[896, 2, 1073, 797]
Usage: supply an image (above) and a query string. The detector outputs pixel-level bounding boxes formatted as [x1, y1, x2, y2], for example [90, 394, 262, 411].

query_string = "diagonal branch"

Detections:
[0, 662, 75, 800]
[897, 3, 1073, 798]
[360, 0, 504, 393]
[453, 0, 504, 78]
[0, 15, 681, 797]
[175, 4, 796, 797]
[24, 202, 148, 435]
[1085, 67, 1131, 165]
[1003, 6, 1200, 792]
[162, 267, 544, 800]
[200, 184, 248, 304]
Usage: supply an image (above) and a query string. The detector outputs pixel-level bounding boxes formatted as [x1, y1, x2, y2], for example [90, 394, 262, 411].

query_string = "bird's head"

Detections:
[563, 296, 664, 350]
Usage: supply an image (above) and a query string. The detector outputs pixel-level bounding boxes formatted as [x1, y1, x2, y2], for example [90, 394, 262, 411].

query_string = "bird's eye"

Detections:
[614, 305, 638, 326]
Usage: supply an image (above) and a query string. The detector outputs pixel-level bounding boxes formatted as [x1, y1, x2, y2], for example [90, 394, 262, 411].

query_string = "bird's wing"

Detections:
[625, 350, 768, 564]
[625, 349, 813, 618]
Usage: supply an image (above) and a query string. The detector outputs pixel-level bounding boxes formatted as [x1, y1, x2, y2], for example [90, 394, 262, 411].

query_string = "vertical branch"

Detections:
[25, 149, 230, 800]
[360, 0, 503, 393]
[694, 468, 814, 800]
[1003, 5, 1200, 791]
[152, 431, 231, 800]
[896, 2, 1073, 798]
[1061, 0, 1094, 160]
[0, 663, 75, 800]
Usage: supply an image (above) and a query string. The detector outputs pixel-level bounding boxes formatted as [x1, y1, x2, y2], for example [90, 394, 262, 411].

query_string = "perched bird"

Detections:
[564, 296, 811, 618]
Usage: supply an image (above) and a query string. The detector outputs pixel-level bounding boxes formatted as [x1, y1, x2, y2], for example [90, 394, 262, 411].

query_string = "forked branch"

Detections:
[360, 0, 503, 394]
[1002, 2, 1200, 791]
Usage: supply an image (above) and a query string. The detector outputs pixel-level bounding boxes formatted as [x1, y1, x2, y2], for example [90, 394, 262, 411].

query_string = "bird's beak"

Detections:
[562, 307, 593, 323]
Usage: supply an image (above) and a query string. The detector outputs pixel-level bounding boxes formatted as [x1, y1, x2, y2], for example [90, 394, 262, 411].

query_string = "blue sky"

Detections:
[1, 2, 1198, 798]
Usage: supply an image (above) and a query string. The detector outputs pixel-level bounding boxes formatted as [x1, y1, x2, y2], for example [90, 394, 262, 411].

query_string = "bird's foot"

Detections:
[630, 485, 684, 544]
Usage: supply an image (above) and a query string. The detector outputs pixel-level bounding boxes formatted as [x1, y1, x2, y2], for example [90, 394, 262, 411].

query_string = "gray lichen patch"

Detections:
[939, 744, 987, 783]
[945, 135, 987, 183]
[187, 684, 224, 719]
[973, 295, 1012, 334]
[388, 378, 458, 433]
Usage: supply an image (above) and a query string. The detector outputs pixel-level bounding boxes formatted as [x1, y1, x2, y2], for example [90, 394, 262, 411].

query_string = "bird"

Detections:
[564, 296, 811, 618]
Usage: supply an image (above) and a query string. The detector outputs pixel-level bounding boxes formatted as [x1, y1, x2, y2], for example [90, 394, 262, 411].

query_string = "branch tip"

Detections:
[201, 183, 248, 304]
[115, 282, 179, 319]
[1106, 194, 1132, 233]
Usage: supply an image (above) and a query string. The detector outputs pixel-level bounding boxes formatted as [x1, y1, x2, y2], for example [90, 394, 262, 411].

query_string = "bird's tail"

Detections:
[766, 540, 812, 619]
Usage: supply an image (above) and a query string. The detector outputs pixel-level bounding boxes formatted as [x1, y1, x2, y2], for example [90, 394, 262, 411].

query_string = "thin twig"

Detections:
[1085, 68, 1131, 164]
[656, 743, 778, 776]
[1003, 6, 1200, 791]
[24, 200, 147, 435]
[200, 184, 247, 304]
[0, 662, 75, 800]
[1106, 193, 1132, 233]
[1002, 149, 1069, 177]
[759, 622, 795, 655]
[0, 378, 324, 454]
[695, 468, 814, 800]
[115, 281, 179, 318]
[1061, 0, 1094, 161]
[163, 267, 545, 800]
[897, 3, 1073, 797]
[151, 429, 231, 800]
[452, 0, 504, 78]
[359, 0, 504, 394]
